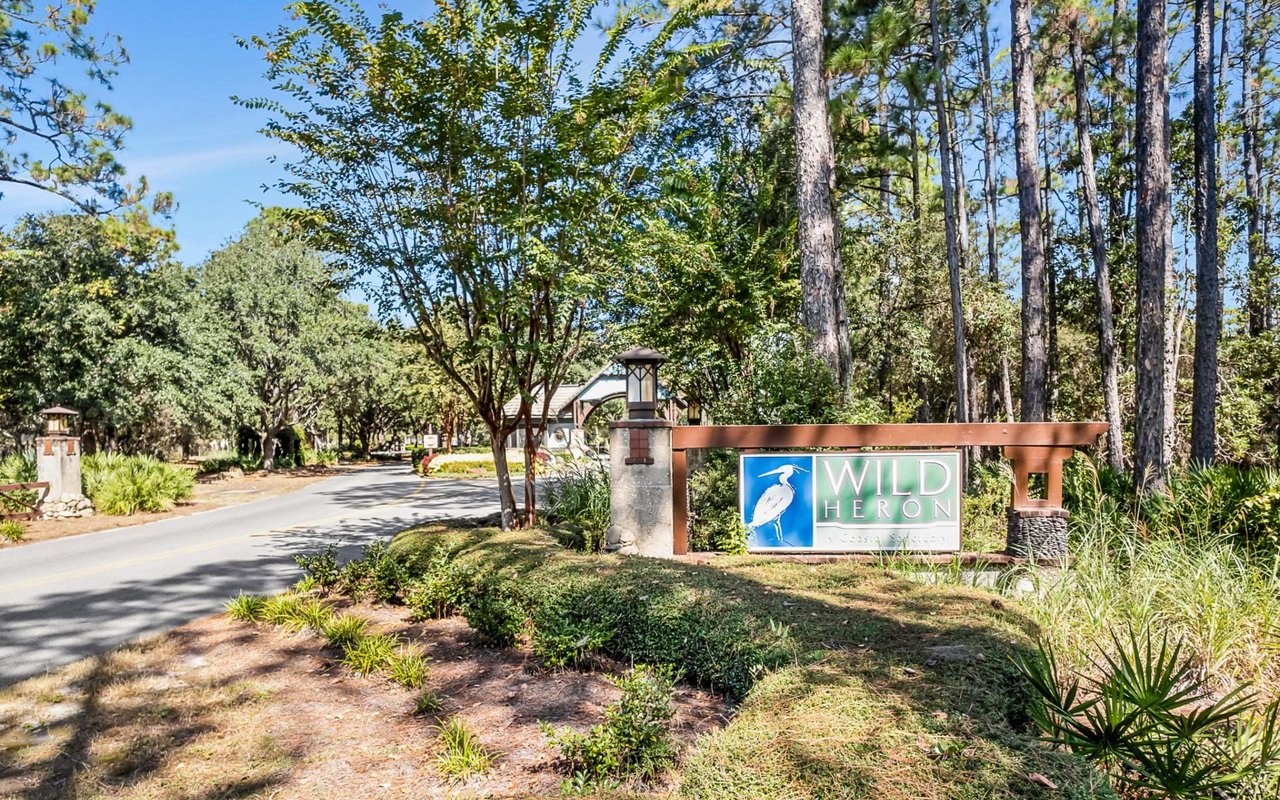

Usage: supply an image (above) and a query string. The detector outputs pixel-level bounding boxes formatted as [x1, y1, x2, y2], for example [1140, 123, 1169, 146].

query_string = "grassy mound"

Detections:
[390, 525, 1113, 799]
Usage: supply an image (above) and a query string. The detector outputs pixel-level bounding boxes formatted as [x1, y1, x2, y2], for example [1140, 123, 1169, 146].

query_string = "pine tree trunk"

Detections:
[1012, 0, 1048, 422]
[1134, 0, 1171, 492]
[1242, 0, 1265, 335]
[791, 0, 852, 387]
[979, 12, 1007, 423]
[931, 0, 971, 427]
[1072, 21, 1126, 472]
[1042, 114, 1058, 418]
[1190, 0, 1220, 465]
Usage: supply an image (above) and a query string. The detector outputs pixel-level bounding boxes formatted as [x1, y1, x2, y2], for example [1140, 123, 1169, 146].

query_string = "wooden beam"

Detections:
[672, 422, 1108, 450]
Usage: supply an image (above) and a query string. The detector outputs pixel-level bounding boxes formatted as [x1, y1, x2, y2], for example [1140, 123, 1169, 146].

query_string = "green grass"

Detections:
[390, 523, 1114, 799]
[435, 717, 496, 778]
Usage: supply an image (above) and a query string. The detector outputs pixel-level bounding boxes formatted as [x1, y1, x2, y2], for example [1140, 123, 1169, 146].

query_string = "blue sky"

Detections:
[0, 2, 306, 261]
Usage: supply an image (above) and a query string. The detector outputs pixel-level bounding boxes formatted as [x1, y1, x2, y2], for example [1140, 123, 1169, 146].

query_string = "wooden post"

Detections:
[672, 449, 688, 555]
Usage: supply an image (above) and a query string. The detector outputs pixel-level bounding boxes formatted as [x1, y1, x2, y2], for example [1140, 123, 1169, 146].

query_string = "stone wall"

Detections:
[606, 420, 673, 558]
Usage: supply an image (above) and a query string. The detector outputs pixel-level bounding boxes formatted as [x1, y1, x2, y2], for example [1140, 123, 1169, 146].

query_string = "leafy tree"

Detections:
[0, 1, 157, 213]
[197, 213, 363, 470]
[240, 0, 699, 526]
[0, 212, 194, 452]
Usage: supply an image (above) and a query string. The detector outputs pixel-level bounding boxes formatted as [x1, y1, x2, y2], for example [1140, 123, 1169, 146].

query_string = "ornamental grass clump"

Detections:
[435, 717, 496, 778]
[545, 460, 611, 553]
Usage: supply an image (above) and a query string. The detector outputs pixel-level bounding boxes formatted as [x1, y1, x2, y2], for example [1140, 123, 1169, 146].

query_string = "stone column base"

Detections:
[40, 494, 95, 519]
[1005, 508, 1068, 560]
[606, 421, 673, 558]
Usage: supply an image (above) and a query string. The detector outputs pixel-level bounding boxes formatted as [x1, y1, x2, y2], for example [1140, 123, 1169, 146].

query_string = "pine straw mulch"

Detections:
[0, 602, 729, 800]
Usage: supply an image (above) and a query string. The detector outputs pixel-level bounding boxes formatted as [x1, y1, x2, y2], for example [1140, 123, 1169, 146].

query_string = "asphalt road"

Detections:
[0, 465, 499, 686]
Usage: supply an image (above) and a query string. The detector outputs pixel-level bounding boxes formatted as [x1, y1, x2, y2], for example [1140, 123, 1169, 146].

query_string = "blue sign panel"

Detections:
[739, 451, 963, 553]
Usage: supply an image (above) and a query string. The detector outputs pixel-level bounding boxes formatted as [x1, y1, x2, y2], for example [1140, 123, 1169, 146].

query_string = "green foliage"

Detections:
[343, 542, 411, 603]
[0, 215, 194, 449]
[961, 460, 1013, 553]
[258, 594, 329, 632]
[542, 666, 676, 788]
[0, 452, 36, 513]
[196, 452, 261, 475]
[197, 213, 371, 471]
[404, 548, 476, 620]
[434, 717, 496, 778]
[294, 545, 341, 593]
[711, 333, 865, 426]
[1145, 466, 1280, 548]
[0, 2, 154, 214]
[0, 519, 25, 542]
[387, 649, 431, 690]
[525, 572, 792, 701]
[413, 690, 444, 716]
[545, 460, 611, 553]
[224, 594, 268, 623]
[82, 453, 195, 515]
[320, 614, 369, 651]
[1018, 629, 1280, 798]
[341, 632, 400, 675]
[687, 451, 749, 554]
[462, 573, 527, 647]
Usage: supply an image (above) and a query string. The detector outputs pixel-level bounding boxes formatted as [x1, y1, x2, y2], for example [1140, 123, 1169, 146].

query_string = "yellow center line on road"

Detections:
[0, 475, 431, 594]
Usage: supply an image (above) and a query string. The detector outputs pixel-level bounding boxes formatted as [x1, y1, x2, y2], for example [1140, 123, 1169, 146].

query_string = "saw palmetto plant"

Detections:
[1017, 628, 1280, 798]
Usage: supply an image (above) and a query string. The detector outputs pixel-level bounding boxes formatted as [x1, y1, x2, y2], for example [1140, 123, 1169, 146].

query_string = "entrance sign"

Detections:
[740, 451, 962, 552]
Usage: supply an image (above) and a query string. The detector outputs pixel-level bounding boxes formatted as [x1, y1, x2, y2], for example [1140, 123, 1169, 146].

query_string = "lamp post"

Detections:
[615, 347, 667, 420]
[41, 406, 78, 436]
[686, 400, 702, 426]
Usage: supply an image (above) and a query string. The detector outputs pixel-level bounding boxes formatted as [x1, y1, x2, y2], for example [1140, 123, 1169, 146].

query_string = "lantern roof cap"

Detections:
[41, 405, 79, 416]
[613, 346, 667, 365]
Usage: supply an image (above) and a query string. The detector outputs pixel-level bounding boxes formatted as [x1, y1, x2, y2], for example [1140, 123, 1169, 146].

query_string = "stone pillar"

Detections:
[1005, 508, 1067, 559]
[606, 420, 673, 558]
[36, 435, 93, 518]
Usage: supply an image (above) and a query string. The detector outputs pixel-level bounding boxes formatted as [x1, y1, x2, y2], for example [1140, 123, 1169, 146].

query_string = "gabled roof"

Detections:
[502, 383, 583, 418]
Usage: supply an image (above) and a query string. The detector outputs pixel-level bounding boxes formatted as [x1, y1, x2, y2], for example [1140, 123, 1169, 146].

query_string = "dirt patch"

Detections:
[0, 603, 728, 799]
[3, 466, 355, 548]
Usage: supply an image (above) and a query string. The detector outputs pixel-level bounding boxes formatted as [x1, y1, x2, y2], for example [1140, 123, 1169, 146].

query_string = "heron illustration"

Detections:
[748, 465, 809, 545]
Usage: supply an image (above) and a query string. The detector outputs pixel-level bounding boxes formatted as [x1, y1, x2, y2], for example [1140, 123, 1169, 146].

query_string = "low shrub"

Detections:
[82, 453, 195, 515]
[404, 547, 476, 619]
[429, 458, 524, 477]
[197, 452, 260, 475]
[0, 520, 25, 542]
[545, 460, 610, 553]
[225, 593, 268, 622]
[526, 573, 792, 701]
[413, 689, 444, 715]
[295, 545, 341, 593]
[541, 665, 676, 788]
[336, 542, 412, 602]
[1019, 628, 1280, 798]
[462, 572, 526, 647]
[435, 717, 496, 778]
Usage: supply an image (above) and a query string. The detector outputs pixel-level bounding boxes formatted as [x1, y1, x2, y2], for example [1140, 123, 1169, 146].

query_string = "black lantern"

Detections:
[41, 405, 78, 436]
[615, 347, 667, 420]
[686, 400, 702, 426]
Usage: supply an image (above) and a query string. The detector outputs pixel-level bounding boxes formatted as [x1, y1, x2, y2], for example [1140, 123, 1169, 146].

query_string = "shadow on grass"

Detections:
[396, 524, 1114, 799]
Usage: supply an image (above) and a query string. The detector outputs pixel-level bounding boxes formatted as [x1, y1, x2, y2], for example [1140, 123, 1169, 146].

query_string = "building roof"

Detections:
[502, 383, 584, 419]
